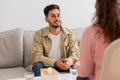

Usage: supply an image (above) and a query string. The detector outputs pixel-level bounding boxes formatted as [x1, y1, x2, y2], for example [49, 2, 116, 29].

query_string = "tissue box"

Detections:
[41, 68, 60, 80]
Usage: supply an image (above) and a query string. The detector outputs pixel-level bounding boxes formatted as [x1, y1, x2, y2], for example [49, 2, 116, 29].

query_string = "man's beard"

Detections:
[49, 21, 61, 28]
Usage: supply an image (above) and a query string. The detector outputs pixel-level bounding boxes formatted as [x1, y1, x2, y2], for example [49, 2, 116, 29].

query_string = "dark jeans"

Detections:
[77, 76, 90, 80]
[32, 62, 69, 76]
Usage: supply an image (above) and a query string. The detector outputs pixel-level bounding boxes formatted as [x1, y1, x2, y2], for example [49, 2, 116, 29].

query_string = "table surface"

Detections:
[7, 73, 77, 80]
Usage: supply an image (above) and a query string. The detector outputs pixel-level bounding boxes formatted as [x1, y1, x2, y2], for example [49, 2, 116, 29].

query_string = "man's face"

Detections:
[45, 9, 61, 28]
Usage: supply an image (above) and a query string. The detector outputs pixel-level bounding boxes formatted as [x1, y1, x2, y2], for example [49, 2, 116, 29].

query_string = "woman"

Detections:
[74, 0, 120, 80]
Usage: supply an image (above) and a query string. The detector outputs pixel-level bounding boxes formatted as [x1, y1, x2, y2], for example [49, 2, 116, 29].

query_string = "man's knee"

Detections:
[33, 62, 44, 69]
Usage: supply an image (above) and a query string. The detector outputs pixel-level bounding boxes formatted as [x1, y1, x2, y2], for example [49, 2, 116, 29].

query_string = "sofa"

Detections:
[0, 28, 85, 80]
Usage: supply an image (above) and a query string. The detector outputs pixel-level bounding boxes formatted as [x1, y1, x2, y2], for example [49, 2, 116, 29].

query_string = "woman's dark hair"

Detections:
[44, 4, 60, 17]
[93, 0, 120, 42]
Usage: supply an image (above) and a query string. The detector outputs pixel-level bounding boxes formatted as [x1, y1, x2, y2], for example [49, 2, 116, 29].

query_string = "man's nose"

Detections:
[55, 16, 60, 21]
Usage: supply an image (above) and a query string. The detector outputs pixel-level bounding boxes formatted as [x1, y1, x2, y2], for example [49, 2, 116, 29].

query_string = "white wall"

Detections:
[0, 0, 96, 31]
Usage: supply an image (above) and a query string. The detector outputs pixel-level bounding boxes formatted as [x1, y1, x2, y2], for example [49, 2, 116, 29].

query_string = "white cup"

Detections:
[24, 72, 34, 80]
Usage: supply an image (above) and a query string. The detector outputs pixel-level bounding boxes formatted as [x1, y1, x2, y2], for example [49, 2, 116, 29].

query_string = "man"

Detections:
[31, 4, 80, 76]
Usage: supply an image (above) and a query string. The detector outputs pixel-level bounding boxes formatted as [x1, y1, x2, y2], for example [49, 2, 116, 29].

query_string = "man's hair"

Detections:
[93, 0, 120, 42]
[44, 4, 60, 17]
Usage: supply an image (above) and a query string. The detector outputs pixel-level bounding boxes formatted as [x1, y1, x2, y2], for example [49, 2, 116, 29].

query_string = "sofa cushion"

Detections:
[0, 67, 27, 79]
[23, 31, 35, 67]
[0, 28, 23, 68]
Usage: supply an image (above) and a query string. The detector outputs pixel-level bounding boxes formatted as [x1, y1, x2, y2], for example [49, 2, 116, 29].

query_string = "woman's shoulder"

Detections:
[84, 25, 98, 35]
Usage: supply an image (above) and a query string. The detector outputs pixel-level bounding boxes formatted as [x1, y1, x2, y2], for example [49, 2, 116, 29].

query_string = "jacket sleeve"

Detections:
[67, 32, 80, 65]
[32, 31, 57, 67]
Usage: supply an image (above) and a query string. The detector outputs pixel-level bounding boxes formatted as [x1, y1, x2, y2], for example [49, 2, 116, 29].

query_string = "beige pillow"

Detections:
[0, 28, 23, 68]
[23, 31, 35, 67]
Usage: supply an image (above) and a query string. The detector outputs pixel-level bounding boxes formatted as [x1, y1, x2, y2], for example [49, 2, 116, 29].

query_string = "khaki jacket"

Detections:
[26, 26, 80, 71]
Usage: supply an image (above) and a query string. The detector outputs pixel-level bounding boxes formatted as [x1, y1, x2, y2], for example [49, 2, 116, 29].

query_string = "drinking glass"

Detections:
[24, 72, 34, 80]
[70, 67, 78, 80]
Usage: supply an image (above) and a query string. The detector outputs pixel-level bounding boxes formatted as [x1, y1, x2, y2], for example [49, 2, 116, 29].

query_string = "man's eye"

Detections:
[51, 15, 55, 17]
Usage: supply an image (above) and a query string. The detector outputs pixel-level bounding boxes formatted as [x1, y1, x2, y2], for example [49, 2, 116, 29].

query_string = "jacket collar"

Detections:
[42, 26, 71, 38]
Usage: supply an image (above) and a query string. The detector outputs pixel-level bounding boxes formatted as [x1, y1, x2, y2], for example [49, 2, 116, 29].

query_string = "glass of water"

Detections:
[70, 67, 78, 80]
[24, 72, 34, 80]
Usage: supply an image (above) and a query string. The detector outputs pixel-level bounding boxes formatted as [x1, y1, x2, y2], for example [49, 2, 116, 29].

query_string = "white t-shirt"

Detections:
[48, 32, 61, 59]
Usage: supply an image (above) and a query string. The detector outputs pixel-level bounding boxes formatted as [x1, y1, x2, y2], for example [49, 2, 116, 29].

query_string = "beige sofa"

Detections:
[0, 28, 85, 80]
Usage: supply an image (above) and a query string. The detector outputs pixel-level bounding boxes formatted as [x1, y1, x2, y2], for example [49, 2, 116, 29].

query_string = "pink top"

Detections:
[75, 25, 109, 80]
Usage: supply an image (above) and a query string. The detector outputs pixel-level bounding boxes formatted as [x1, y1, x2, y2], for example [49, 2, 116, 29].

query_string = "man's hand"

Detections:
[54, 59, 71, 70]
[73, 58, 80, 69]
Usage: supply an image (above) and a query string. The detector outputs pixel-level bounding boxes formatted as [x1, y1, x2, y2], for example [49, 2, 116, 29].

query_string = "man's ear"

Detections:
[45, 17, 48, 22]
